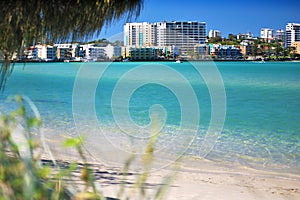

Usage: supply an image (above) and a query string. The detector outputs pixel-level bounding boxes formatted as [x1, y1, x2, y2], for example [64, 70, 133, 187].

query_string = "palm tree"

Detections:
[0, 0, 143, 90]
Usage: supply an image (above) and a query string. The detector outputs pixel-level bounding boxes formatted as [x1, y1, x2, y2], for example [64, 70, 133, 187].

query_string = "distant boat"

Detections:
[175, 60, 182, 63]
[252, 60, 265, 64]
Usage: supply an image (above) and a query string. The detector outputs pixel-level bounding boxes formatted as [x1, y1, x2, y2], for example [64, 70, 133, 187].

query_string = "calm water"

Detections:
[0, 61, 299, 173]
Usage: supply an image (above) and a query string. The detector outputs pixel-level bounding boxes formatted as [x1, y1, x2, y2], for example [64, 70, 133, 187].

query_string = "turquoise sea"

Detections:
[0, 61, 299, 174]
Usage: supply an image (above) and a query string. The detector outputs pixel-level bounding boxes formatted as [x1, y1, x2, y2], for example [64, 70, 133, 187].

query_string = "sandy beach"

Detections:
[50, 159, 300, 200]
[99, 162, 300, 200]
[7, 122, 300, 200]
[42, 138, 300, 200]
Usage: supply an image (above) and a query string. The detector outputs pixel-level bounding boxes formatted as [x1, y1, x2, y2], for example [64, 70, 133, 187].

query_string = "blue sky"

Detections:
[97, 0, 300, 41]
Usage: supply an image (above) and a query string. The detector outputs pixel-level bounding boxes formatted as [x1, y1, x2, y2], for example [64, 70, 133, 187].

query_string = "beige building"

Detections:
[291, 41, 300, 54]
[124, 22, 157, 47]
[238, 45, 248, 56]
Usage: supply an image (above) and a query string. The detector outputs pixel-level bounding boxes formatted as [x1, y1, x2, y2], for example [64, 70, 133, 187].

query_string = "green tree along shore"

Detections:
[0, 0, 143, 90]
[207, 34, 299, 60]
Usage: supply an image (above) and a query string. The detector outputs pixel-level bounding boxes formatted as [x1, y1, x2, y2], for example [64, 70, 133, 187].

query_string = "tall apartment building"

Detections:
[275, 29, 285, 41]
[260, 28, 274, 43]
[124, 21, 206, 54]
[285, 23, 300, 47]
[156, 21, 206, 54]
[124, 22, 157, 47]
[208, 30, 222, 38]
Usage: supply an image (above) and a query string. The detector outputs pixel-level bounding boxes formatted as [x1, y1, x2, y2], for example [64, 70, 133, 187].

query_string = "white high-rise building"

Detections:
[124, 22, 157, 47]
[208, 30, 222, 38]
[286, 23, 300, 47]
[156, 21, 206, 54]
[260, 28, 274, 42]
[124, 21, 206, 54]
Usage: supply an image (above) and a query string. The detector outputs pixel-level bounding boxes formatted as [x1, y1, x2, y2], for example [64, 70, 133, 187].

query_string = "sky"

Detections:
[97, 0, 300, 41]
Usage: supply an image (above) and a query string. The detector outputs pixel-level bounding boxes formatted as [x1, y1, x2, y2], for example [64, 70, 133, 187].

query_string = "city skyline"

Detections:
[98, 0, 300, 41]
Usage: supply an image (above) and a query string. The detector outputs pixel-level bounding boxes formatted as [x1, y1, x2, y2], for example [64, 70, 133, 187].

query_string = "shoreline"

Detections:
[40, 134, 300, 200]
[10, 58, 300, 63]
[40, 127, 300, 178]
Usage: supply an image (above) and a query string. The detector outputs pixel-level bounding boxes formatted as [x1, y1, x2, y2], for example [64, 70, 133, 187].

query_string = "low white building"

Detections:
[32, 45, 47, 60]
[80, 44, 122, 61]
[237, 32, 255, 40]
[54, 43, 78, 59]
[208, 30, 222, 38]
[24, 43, 122, 61]
[260, 28, 274, 43]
